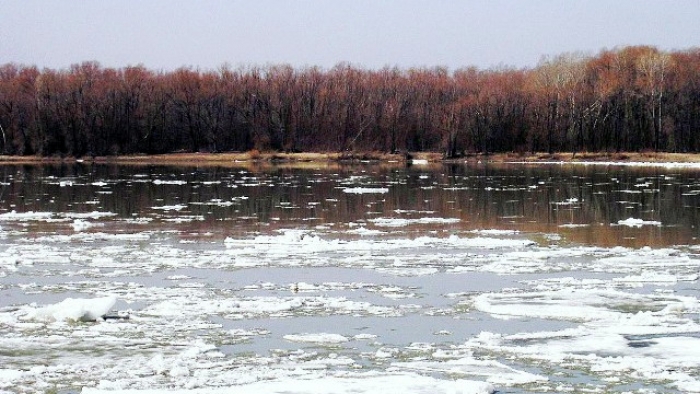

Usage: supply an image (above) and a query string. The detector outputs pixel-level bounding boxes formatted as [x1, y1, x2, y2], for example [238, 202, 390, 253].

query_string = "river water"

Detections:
[1, 161, 699, 393]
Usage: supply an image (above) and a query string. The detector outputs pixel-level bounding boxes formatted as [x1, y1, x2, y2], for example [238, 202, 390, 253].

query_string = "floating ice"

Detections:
[0, 211, 53, 221]
[552, 197, 579, 206]
[224, 231, 535, 264]
[394, 357, 547, 385]
[152, 179, 188, 185]
[0, 369, 23, 388]
[22, 296, 117, 322]
[283, 333, 350, 344]
[82, 373, 494, 394]
[616, 218, 662, 227]
[612, 271, 684, 284]
[341, 187, 389, 194]
[346, 226, 384, 236]
[72, 219, 93, 232]
[369, 217, 460, 227]
[33, 231, 151, 243]
[472, 288, 623, 322]
[152, 204, 188, 211]
[470, 229, 519, 236]
[62, 211, 117, 219]
[143, 293, 400, 320]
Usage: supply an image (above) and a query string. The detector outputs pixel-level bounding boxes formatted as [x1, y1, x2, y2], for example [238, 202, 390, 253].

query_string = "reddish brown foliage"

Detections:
[1, 46, 699, 157]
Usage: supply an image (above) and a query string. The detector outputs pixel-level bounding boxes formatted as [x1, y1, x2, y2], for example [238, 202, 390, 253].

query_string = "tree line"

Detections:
[1, 45, 699, 157]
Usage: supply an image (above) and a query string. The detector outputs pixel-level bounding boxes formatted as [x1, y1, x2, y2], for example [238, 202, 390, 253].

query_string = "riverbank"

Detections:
[2, 151, 700, 166]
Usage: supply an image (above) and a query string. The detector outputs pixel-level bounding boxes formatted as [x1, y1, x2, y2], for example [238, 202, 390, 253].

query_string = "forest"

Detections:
[1, 45, 699, 157]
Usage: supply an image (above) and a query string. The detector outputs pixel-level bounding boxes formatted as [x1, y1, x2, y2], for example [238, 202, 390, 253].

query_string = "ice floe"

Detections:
[0, 211, 53, 221]
[341, 187, 390, 194]
[22, 296, 117, 322]
[283, 333, 350, 344]
[394, 357, 547, 385]
[369, 217, 460, 227]
[345, 226, 385, 236]
[152, 179, 188, 185]
[81, 373, 495, 394]
[616, 217, 662, 227]
[152, 204, 188, 211]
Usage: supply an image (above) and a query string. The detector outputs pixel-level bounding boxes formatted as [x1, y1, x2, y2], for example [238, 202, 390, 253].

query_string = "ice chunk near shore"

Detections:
[616, 218, 662, 227]
[343, 186, 389, 194]
[72, 219, 93, 232]
[23, 296, 117, 322]
[342, 187, 390, 194]
[369, 217, 460, 227]
[151, 204, 187, 211]
[0, 210, 54, 221]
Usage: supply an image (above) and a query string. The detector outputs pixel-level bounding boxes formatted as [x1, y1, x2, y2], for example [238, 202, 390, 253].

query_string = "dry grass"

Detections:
[2, 150, 700, 166]
[487, 151, 700, 163]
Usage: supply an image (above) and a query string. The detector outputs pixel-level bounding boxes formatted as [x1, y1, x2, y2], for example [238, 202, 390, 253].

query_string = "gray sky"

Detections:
[1, 1, 698, 71]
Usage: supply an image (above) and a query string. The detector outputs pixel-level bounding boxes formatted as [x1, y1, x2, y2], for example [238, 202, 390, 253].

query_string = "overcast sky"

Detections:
[1, 1, 698, 71]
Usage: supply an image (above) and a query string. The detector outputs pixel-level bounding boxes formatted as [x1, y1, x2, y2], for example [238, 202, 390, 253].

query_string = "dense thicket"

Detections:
[1, 46, 699, 157]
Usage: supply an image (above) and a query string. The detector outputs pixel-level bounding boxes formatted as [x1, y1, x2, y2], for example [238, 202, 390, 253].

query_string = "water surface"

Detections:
[1, 162, 699, 394]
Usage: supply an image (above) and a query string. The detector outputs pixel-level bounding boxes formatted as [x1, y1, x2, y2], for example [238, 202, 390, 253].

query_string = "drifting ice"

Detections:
[23, 296, 117, 322]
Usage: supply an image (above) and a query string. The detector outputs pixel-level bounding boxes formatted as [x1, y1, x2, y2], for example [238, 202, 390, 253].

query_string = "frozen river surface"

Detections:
[1, 162, 700, 393]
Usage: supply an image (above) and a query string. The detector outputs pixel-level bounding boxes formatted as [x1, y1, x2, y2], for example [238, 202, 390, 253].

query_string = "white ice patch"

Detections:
[82, 373, 494, 394]
[72, 219, 95, 232]
[472, 288, 627, 322]
[592, 247, 697, 275]
[395, 357, 547, 385]
[62, 211, 117, 220]
[142, 292, 400, 320]
[341, 187, 390, 194]
[0, 369, 23, 388]
[190, 197, 248, 207]
[470, 229, 519, 236]
[283, 333, 350, 344]
[22, 296, 116, 322]
[464, 279, 700, 392]
[369, 217, 460, 227]
[224, 230, 535, 261]
[612, 271, 688, 285]
[32, 231, 151, 243]
[152, 204, 188, 211]
[346, 226, 384, 236]
[552, 197, 580, 206]
[616, 217, 662, 227]
[0, 211, 53, 221]
[473, 286, 700, 321]
[152, 179, 188, 185]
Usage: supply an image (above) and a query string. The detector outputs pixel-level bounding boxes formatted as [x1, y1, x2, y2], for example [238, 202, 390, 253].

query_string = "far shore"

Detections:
[2, 151, 700, 166]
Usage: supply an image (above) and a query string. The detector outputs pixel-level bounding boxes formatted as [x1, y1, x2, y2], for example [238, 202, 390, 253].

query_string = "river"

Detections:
[1, 161, 699, 393]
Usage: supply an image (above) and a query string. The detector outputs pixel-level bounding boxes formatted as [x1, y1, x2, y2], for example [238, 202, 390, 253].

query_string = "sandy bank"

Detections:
[2, 151, 700, 166]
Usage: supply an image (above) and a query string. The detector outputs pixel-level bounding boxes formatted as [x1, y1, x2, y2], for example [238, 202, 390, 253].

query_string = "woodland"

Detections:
[0, 45, 699, 158]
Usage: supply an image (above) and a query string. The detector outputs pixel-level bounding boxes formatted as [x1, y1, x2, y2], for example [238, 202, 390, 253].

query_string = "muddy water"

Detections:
[1, 162, 698, 245]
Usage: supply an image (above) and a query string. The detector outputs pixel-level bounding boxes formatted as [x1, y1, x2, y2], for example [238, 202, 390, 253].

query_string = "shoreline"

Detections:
[2, 151, 700, 166]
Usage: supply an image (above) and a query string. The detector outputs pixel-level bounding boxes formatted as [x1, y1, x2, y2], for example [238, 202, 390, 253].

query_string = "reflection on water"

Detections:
[0, 162, 698, 247]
